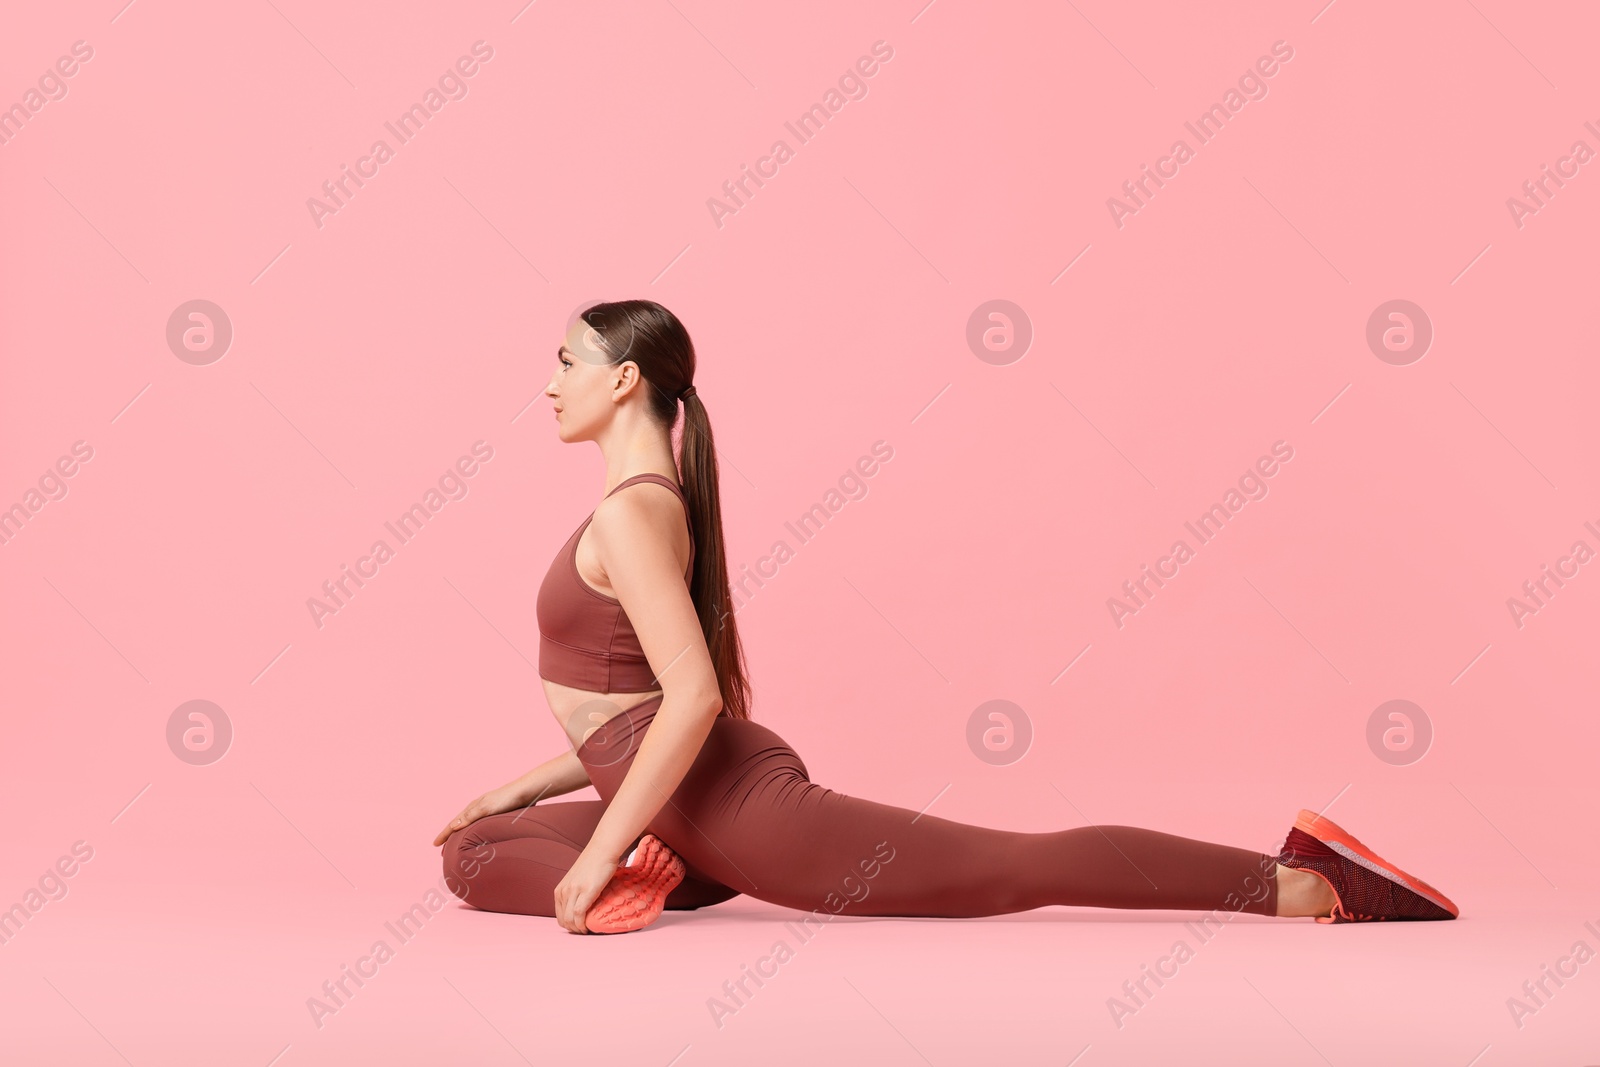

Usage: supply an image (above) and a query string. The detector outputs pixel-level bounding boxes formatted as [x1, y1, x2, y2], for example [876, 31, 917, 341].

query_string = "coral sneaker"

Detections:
[584, 834, 686, 934]
[1277, 808, 1459, 924]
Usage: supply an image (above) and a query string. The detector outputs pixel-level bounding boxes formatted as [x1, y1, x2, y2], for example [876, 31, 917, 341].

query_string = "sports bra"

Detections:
[535, 473, 695, 692]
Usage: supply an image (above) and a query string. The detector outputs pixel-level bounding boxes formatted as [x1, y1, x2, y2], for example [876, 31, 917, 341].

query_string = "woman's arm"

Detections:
[432, 749, 591, 846]
[508, 748, 592, 804]
[552, 488, 723, 930]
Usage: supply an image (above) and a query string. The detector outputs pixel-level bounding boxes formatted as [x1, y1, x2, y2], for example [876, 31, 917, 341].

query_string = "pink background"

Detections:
[3, 0, 1598, 1063]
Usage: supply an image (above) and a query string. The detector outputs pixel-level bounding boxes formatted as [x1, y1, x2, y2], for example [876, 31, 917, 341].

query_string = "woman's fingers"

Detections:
[432, 805, 481, 847]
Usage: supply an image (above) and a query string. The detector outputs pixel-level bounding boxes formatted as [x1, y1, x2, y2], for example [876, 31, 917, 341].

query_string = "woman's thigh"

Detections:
[442, 798, 740, 915]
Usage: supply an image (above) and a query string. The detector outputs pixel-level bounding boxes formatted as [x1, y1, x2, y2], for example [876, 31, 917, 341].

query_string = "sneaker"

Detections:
[1278, 808, 1459, 924]
[584, 834, 687, 934]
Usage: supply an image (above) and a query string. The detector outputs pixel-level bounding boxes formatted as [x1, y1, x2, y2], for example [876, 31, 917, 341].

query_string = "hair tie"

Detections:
[679, 384, 697, 401]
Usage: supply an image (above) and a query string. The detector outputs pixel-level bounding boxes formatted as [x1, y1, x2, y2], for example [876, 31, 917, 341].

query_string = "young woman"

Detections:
[434, 300, 1460, 934]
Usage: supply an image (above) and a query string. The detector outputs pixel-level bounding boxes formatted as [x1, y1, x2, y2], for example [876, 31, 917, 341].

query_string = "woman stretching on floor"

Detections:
[434, 299, 1460, 934]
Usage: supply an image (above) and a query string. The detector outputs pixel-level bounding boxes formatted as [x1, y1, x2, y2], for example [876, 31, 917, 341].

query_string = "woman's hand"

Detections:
[432, 782, 532, 847]
[553, 844, 625, 933]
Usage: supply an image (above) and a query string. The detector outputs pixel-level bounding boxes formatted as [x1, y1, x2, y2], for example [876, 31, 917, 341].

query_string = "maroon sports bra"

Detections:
[535, 473, 695, 692]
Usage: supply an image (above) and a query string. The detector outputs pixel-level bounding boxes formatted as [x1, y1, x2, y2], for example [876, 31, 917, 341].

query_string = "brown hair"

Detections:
[578, 299, 753, 720]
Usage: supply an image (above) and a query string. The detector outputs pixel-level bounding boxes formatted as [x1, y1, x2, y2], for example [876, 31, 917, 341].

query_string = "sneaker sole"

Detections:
[1293, 808, 1458, 919]
[584, 834, 686, 934]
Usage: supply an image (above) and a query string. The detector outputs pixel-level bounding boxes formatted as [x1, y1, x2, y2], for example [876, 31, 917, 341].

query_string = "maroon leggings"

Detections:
[442, 695, 1280, 919]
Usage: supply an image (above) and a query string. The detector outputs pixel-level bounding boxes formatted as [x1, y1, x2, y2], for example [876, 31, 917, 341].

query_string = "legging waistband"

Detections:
[575, 693, 666, 766]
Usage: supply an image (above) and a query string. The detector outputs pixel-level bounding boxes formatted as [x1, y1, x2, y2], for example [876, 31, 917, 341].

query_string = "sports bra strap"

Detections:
[603, 474, 694, 556]
[605, 473, 686, 500]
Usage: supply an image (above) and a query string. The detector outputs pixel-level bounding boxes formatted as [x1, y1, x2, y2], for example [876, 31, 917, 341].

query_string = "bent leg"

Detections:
[442, 799, 740, 916]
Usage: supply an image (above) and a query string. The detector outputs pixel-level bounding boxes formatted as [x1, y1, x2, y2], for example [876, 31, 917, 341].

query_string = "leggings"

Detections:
[442, 695, 1280, 919]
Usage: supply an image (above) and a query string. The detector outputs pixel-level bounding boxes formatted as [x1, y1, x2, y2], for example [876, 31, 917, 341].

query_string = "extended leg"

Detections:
[442, 799, 740, 916]
[577, 707, 1283, 921]
[651, 775, 1281, 919]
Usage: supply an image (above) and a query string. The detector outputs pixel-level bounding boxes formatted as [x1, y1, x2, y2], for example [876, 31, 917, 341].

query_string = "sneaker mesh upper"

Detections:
[1278, 826, 1455, 923]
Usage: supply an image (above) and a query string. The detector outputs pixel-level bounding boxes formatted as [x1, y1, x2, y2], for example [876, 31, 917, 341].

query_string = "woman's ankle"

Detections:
[1274, 864, 1335, 918]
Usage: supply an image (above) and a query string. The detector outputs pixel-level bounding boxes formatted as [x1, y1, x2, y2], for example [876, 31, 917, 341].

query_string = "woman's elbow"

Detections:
[678, 680, 722, 718]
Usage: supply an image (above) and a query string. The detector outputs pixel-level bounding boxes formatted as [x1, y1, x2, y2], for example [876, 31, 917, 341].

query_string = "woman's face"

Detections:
[546, 318, 616, 441]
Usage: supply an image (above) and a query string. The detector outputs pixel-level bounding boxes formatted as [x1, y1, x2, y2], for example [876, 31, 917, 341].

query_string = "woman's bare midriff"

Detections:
[544, 680, 662, 753]
[546, 496, 691, 752]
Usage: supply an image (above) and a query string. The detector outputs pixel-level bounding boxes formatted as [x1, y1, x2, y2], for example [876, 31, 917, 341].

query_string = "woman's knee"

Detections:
[441, 828, 498, 901]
